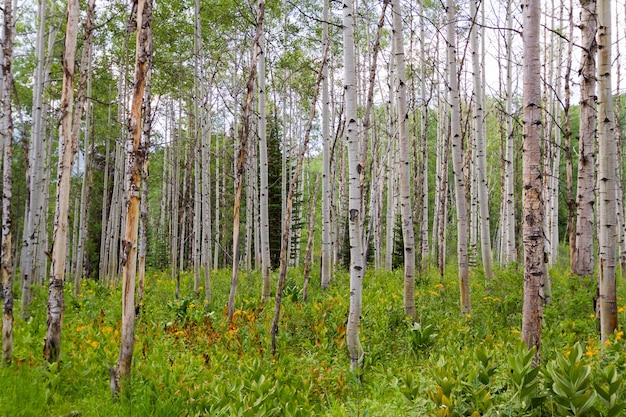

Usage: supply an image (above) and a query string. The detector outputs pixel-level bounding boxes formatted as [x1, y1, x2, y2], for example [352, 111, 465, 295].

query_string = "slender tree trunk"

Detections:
[521, 0, 545, 359]
[112, 0, 152, 394]
[597, 0, 618, 342]
[21, 0, 48, 317]
[446, 0, 471, 315]
[572, 0, 597, 278]
[43, 0, 80, 364]
[303, 176, 320, 302]
[343, 0, 365, 373]
[470, 0, 493, 282]
[503, 0, 516, 263]
[390, 0, 416, 321]
[258, 25, 271, 301]
[228, 1, 265, 323]
[72, 0, 96, 294]
[321, 0, 332, 289]
[1, 0, 15, 365]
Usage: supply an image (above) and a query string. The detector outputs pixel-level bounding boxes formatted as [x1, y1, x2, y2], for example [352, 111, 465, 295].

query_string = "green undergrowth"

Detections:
[2, 263, 626, 416]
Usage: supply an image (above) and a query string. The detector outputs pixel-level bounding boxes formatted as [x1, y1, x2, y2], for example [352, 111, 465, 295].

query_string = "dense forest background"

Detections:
[3, 0, 626, 414]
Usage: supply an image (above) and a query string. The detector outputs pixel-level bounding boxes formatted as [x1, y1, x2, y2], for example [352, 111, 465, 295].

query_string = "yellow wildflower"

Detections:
[618, 306, 626, 313]
[615, 331, 623, 341]
[189, 303, 196, 309]
[76, 326, 87, 332]
[102, 326, 113, 334]
[90, 341, 99, 348]
[590, 313, 596, 319]
[604, 340, 613, 346]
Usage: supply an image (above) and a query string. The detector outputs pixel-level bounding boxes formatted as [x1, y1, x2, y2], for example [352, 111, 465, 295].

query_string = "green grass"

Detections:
[1, 263, 626, 416]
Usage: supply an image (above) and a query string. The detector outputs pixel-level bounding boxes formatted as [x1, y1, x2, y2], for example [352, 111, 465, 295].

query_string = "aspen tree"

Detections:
[446, 0, 470, 314]
[72, 0, 96, 295]
[502, 0, 516, 263]
[228, 1, 265, 323]
[44, 0, 80, 364]
[470, 0, 493, 282]
[390, 0, 416, 321]
[521, 0, 544, 358]
[112, 0, 152, 393]
[572, 0, 597, 279]
[597, 0, 618, 341]
[258, 24, 271, 301]
[1, 0, 15, 365]
[21, 0, 49, 316]
[344, 0, 365, 373]
[321, 0, 332, 289]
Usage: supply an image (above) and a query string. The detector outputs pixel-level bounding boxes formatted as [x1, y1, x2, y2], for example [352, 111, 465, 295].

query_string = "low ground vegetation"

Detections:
[2, 261, 626, 416]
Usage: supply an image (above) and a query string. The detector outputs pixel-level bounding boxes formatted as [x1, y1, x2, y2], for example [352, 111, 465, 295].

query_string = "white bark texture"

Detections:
[521, 0, 544, 358]
[114, 0, 151, 391]
[391, 0, 416, 321]
[344, 0, 365, 373]
[44, 0, 79, 363]
[447, 0, 471, 314]
[572, 0, 597, 278]
[1, 0, 15, 365]
[597, 0, 618, 341]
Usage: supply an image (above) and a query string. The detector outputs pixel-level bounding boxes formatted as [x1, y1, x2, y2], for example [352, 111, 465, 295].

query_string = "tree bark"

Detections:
[228, 1, 265, 323]
[521, 0, 545, 360]
[1, 0, 15, 365]
[446, 0, 471, 314]
[344, 0, 365, 373]
[113, 0, 152, 394]
[44, 0, 80, 364]
[597, 0, 618, 342]
[572, 0, 597, 279]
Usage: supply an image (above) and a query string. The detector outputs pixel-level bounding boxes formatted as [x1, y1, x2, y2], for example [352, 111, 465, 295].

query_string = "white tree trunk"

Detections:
[1, 0, 15, 365]
[258, 27, 271, 300]
[521, 0, 545, 358]
[344, 0, 365, 372]
[44, 0, 79, 363]
[447, 0, 471, 314]
[320, 0, 332, 289]
[391, 0, 416, 321]
[597, 0, 618, 341]
[470, 0, 493, 281]
[572, 0, 597, 278]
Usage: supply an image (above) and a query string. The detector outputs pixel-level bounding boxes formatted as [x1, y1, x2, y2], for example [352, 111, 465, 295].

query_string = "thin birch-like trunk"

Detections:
[228, 2, 265, 323]
[320, 0, 332, 289]
[112, 0, 151, 393]
[470, 0, 493, 282]
[72, 0, 96, 294]
[44, 0, 79, 363]
[446, 0, 470, 314]
[258, 26, 271, 300]
[391, 0, 416, 321]
[1, 0, 15, 365]
[21, 0, 48, 316]
[303, 176, 320, 302]
[597, 0, 618, 341]
[521, 0, 544, 359]
[344, 0, 365, 373]
[502, 0, 516, 263]
[572, 0, 597, 279]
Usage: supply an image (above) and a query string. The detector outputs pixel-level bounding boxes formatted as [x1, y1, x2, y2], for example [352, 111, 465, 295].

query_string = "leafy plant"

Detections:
[507, 343, 545, 412]
[594, 364, 626, 417]
[408, 321, 438, 353]
[543, 343, 597, 416]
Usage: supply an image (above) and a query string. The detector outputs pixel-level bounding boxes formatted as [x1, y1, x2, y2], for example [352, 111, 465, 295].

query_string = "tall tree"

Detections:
[43, 0, 80, 364]
[391, 0, 416, 321]
[596, 0, 618, 342]
[446, 0, 470, 314]
[227, 1, 265, 323]
[470, 0, 493, 282]
[1, 0, 15, 366]
[344, 0, 365, 373]
[258, 18, 271, 301]
[112, 0, 152, 394]
[320, 0, 332, 289]
[572, 0, 597, 278]
[521, 0, 545, 359]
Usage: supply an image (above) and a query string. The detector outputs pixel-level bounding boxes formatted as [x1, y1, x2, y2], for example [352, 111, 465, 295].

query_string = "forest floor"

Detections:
[2, 255, 626, 416]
